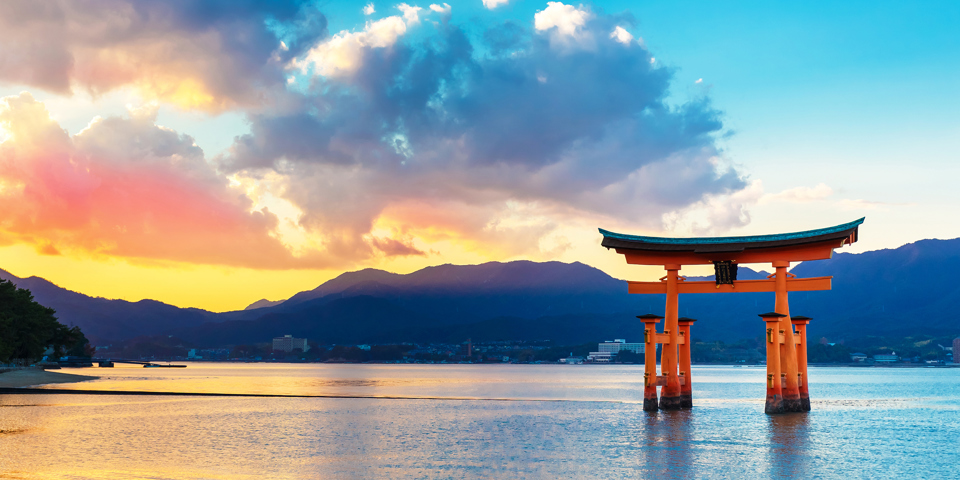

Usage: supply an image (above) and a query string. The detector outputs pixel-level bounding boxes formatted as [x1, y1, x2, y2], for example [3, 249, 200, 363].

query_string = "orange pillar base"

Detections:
[783, 395, 802, 412]
[659, 394, 683, 410]
[644, 392, 660, 412]
[765, 392, 784, 414]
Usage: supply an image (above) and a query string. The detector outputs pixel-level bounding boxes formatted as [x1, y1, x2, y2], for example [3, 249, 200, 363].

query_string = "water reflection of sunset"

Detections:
[4, 366, 959, 478]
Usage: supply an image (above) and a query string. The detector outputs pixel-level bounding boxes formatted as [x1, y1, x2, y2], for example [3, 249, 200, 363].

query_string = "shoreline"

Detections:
[0, 368, 99, 389]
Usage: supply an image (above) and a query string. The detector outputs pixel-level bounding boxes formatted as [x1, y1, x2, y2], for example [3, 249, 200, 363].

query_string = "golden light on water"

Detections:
[3, 365, 959, 478]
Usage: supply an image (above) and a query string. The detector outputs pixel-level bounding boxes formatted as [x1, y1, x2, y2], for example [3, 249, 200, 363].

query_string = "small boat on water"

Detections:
[143, 363, 187, 368]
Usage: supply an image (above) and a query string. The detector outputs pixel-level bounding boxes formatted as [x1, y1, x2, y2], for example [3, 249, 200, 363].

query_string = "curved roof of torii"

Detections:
[599, 218, 864, 254]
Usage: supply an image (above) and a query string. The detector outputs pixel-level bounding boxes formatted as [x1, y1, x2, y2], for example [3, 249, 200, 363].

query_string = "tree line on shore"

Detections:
[86, 333, 954, 364]
[0, 280, 91, 364]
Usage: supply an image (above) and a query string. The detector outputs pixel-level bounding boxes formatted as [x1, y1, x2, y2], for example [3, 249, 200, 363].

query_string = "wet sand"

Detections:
[0, 368, 98, 388]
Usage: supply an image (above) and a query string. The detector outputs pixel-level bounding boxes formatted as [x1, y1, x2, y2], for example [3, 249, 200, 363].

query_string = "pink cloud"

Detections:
[0, 92, 325, 268]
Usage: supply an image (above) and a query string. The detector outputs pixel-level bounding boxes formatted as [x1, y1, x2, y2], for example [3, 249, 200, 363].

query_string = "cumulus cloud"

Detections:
[430, 3, 452, 15]
[364, 3, 376, 15]
[0, 0, 327, 111]
[482, 0, 510, 9]
[293, 9, 418, 78]
[221, 11, 746, 259]
[610, 26, 634, 45]
[397, 3, 423, 24]
[0, 92, 421, 268]
[535, 2, 593, 47]
[664, 181, 855, 234]
[663, 180, 763, 235]
[0, 4, 755, 268]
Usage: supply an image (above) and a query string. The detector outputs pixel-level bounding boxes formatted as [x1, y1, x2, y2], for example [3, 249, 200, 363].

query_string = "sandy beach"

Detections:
[0, 368, 98, 388]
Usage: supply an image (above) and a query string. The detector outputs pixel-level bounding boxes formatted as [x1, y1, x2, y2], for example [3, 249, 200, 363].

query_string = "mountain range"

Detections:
[3, 237, 960, 347]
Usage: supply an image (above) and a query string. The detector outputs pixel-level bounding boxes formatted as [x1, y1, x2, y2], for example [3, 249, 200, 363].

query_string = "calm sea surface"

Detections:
[1, 364, 958, 479]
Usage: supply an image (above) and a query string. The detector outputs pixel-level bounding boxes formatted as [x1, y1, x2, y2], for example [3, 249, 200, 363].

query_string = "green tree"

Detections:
[0, 279, 90, 363]
[0, 313, 14, 361]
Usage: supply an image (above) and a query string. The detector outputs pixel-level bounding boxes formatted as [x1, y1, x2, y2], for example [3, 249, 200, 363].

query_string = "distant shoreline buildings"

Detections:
[587, 339, 644, 363]
[273, 335, 309, 353]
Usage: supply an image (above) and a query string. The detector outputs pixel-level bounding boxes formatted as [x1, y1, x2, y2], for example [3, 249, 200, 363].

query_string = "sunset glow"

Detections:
[0, 0, 956, 311]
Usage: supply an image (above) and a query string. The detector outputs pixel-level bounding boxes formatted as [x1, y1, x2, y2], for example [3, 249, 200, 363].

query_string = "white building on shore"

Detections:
[587, 339, 644, 363]
[273, 335, 310, 353]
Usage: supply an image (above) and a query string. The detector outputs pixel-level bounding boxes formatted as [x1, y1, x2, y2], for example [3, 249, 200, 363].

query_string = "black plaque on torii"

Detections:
[713, 260, 738, 285]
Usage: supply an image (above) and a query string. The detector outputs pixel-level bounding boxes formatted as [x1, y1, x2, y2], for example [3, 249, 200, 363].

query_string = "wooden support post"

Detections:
[760, 312, 786, 414]
[792, 315, 812, 411]
[638, 314, 663, 412]
[659, 265, 683, 410]
[773, 261, 803, 412]
[678, 317, 696, 409]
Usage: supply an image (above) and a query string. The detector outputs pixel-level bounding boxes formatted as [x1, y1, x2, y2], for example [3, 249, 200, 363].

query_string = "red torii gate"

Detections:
[600, 218, 863, 414]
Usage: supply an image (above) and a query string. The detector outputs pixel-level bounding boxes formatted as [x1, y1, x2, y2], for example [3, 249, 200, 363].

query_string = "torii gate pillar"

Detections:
[638, 314, 663, 412]
[773, 261, 803, 412]
[659, 265, 683, 410]
[760, 312, 786, 414]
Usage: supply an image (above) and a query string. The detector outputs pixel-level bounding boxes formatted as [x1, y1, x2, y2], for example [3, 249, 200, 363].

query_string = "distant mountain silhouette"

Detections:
[788, 238, 960, 338]
[5, 238, 960, 347]
[0, 268, 218, 343]
[176, 261, 665, 346]
[183, 295, 432, 346]
[244, 298, 285, 310]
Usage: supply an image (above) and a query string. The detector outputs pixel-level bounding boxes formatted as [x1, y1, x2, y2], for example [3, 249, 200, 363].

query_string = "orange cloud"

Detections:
[374, 200, 562, 260]
[0, 92, 436, 269]
[0, 92, 315, 268]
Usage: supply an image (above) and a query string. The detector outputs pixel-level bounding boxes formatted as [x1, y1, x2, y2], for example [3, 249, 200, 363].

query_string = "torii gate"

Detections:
[599, 218, 863, 414]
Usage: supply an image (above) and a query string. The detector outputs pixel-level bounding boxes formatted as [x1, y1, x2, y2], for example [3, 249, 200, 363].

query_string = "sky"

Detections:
[0, 0, 957, 312]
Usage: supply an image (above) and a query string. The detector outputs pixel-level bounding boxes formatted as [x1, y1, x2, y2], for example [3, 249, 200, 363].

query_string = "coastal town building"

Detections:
[873, 354, 899, 363]
[272, 335, 310, 353]
[587, 339, 644, 362]
[597, 339, 645, 355]
[586, 352, 612, 363]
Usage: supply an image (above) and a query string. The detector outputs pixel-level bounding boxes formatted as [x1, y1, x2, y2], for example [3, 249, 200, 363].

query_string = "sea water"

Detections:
[1, 364, 958, 479]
